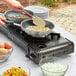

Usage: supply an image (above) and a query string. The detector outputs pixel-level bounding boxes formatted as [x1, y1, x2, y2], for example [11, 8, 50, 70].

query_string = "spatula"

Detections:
[22, 10, 45, 27]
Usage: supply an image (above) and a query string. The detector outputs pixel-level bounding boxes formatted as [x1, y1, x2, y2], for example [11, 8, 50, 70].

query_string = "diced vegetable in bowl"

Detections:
[2, 67, 28, 76]
[39, 56, 69, 76]
[0, 64, 30, 76]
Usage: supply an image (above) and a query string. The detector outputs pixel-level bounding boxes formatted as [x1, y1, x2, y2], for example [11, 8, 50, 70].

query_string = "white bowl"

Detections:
[39, 57, 69, 76]
[0, 48, 13, 62]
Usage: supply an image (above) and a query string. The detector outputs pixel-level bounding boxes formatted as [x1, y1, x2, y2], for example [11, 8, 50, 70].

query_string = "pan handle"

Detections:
[3, 20, 21, 27]
[13, 23, 21, 27]
[22, 10, 32, 19]
[3, 20, 14, 24]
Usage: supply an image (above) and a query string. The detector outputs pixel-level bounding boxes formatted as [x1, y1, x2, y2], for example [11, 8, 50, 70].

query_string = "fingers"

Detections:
[15, 1, 23, 12]
[0, 19, 5, 25]
[14, 5, 23, 12]
[0, 16, 6, 26]
[13, 6, 23, 12]
[7, 0, 23, 12]
[0, 16, 6, 20]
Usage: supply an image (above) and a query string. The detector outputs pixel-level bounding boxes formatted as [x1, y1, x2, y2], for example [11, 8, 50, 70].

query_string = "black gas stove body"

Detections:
[0, 24, 74, 64]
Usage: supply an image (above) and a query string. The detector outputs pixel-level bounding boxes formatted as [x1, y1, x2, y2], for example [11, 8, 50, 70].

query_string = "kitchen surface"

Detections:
[0, 20, 76, 76]
[0, 6, 76, 76]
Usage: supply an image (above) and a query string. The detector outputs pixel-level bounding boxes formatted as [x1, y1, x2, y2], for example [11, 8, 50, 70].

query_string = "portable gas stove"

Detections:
[0, 23, 74, 64]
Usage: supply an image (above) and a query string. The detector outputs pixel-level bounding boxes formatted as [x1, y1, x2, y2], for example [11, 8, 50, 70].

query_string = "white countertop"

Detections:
[0, 21, 76, 76]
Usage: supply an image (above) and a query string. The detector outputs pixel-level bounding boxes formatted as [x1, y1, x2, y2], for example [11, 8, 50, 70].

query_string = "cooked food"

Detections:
[10, 15, 26, 19]
[11, 16, 16, 18]
[16, 15, 20, 18]
[21, 15, 26, 18]
[2, 67, 28, 76]
[26, 26, 50, 32]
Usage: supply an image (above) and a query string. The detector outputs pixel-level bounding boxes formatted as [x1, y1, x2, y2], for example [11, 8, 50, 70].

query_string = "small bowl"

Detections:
[0, 48, 13, 62]
[0, 63, 30, 76]
[39, 56, 69, 76]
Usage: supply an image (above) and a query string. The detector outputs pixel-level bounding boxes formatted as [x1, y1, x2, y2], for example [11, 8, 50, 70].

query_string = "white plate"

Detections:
[24, 6, 49, 19]
[24, 6, 49, 13]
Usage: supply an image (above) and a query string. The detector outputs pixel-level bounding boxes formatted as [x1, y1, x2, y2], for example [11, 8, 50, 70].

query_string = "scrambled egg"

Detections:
[26, 26, 50, 32]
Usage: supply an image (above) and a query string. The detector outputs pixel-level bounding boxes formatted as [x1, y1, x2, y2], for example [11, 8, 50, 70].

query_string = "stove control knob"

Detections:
[8, 32, 14, 40]
[47, 35, 52, 40]
[39, 44, 46, 48]
[20, 31, 23, 34]
[51, 33, 60, 40]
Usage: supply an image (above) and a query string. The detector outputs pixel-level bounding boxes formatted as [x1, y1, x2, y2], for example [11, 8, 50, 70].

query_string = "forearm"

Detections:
[0, 0, 23, 12]
[2, 0, 17, 4]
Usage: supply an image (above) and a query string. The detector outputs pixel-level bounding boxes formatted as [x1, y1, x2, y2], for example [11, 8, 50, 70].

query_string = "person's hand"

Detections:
[4, 0, 23, 12]
[0, 16, 6, 25]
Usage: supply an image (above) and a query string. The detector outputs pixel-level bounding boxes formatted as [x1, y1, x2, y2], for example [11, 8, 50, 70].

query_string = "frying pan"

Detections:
[4, 10, 54, 38]
[9, 18, 54, 38]
[4, 10, 33, 23]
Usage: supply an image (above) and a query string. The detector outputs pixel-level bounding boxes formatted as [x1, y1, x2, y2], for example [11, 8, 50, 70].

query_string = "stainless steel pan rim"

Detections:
[4, 10, 23, 20]
[4, 10, 54, 38]
[4, 10, 33, 23]
[21, 19, 54, 38]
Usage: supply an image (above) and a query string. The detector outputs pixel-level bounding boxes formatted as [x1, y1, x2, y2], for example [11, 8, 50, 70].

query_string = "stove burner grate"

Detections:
[7, 25, 60, 43]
